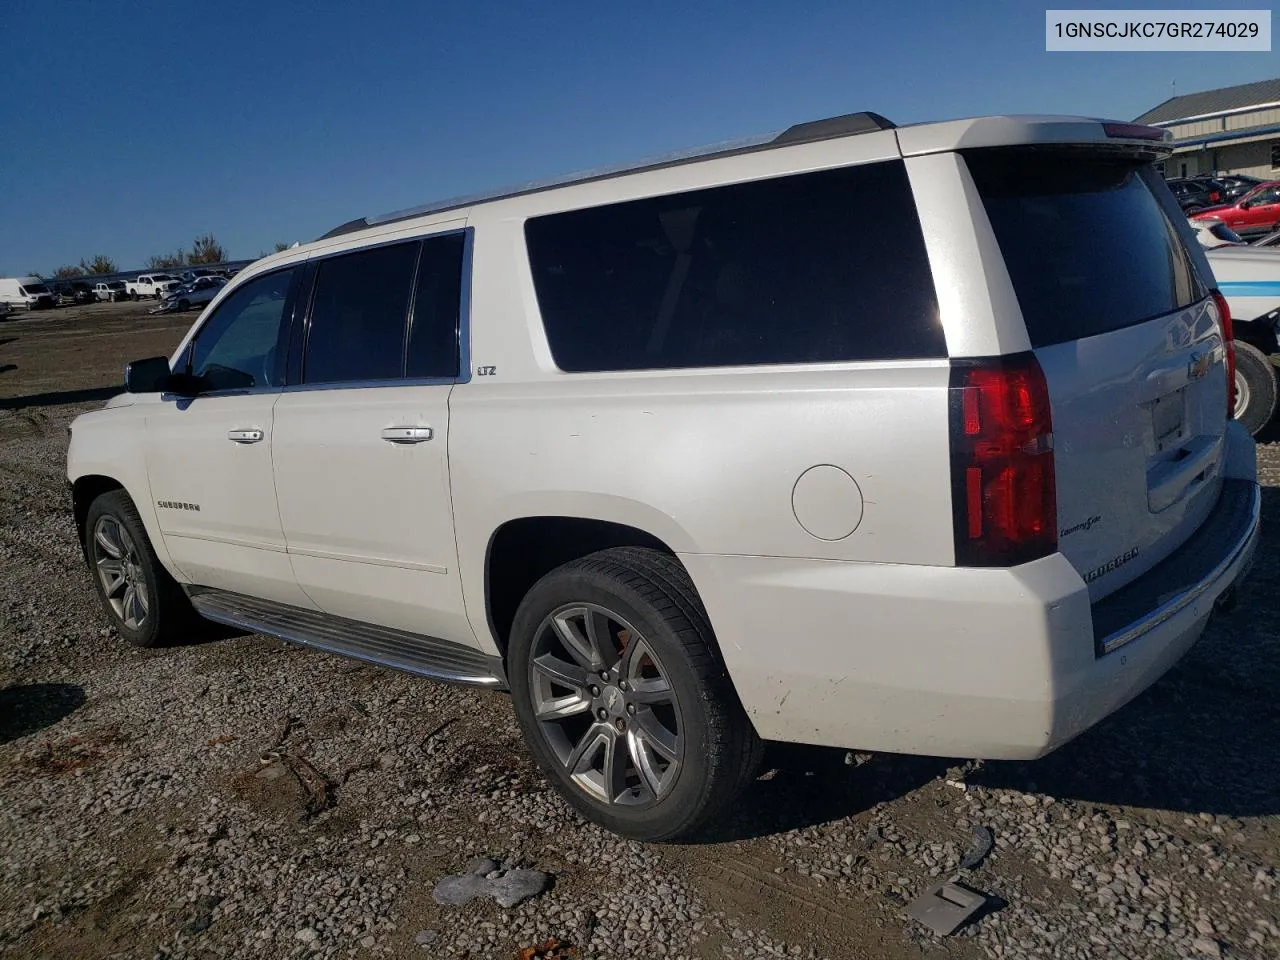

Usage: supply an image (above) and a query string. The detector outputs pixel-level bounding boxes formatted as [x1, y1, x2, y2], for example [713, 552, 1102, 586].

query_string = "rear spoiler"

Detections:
[896, 116, 1173, 159]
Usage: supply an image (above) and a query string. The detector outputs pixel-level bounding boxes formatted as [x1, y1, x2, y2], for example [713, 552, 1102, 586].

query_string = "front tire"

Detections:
[508, 547, 762, 842]
[130, 291, 139, 301]
[1232, 340, 1277, 436]
[84, 490, 195, 647]
[178, 299, 190, 311]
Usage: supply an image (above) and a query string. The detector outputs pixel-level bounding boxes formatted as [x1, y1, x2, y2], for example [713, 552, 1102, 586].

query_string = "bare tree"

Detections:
[52, 265, 84, 279]
[146, 251, 187, 270]
[274, 242, 290, 253]
[79, 255, 117, 275]
[189, 234, 226, 265]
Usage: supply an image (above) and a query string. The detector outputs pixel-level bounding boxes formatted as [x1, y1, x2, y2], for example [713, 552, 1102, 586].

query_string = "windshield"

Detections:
[22, 283, 50, 295]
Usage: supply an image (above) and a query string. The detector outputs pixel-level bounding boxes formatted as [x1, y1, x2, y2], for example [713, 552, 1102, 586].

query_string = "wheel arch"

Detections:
[72, 474, 125, 558]
[484, 515, 692, 664]
[69, 468, 184, 581]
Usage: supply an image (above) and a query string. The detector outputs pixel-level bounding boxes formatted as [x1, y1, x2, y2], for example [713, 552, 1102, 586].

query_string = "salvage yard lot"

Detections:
[1, 304, 1278, 960]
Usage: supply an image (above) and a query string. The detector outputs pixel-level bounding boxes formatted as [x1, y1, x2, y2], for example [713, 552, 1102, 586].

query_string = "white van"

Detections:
[0, 276, 55, 310]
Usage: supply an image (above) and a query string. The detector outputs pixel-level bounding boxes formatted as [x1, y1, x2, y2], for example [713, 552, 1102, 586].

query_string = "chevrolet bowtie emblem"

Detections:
[1187, 352, 1212, 381]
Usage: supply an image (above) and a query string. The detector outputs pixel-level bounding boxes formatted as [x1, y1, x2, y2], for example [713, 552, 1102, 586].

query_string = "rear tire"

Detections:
[84, 490, 196, 648]
[508, 547, 762, 842]
[1232, 340, 1277, 436]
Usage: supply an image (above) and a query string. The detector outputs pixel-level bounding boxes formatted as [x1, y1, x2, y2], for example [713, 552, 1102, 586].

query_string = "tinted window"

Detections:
[525, 161, 943, 372]
[1251, 185, 1280, 206]
[304, 241, 418, 384]
[966, 150, 1204, 348]
[406, 232, 465, 379]
[190, 268, 295, 391]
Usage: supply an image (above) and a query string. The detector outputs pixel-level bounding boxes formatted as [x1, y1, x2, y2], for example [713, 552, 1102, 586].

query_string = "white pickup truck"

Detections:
[1206, 245, 1280, 433]
[125, 274, 182, 300]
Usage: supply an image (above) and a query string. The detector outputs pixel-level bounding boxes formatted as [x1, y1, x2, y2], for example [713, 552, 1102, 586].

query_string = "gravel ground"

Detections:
[0, 306, 1278, 959]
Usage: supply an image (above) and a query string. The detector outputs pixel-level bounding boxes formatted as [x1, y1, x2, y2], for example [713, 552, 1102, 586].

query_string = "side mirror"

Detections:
[124, 356, 173, 393]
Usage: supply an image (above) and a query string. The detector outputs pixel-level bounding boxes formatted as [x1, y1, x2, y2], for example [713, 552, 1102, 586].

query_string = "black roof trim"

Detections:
[771, 111, 896, 145]
[318, 217, 374, 240]
[315, 110, 895, 241]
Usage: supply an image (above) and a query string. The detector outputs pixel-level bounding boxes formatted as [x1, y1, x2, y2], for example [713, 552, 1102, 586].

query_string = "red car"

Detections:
[1191, 180, 1280, 237]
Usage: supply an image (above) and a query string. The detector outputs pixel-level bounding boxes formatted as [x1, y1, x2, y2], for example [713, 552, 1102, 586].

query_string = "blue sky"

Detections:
[1, 0, 1275, 275]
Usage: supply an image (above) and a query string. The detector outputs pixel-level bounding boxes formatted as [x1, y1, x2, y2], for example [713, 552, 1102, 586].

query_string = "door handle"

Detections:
[381, 426, 433, 444]
[227, 429, 264, 444]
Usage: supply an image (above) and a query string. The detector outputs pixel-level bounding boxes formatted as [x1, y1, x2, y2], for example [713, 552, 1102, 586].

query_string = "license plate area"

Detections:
[1150, 388, 1187, 453]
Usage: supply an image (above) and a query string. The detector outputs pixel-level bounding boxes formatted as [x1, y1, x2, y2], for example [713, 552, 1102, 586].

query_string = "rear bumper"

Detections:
[682, 477, 1259, 760]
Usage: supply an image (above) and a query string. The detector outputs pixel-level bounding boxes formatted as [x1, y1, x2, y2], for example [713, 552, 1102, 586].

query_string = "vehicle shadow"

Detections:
[0, 683, 87, 745]
[0, 386, 122, 411]
[967, 485, 1280, 818]
[690, 746, 953, 843]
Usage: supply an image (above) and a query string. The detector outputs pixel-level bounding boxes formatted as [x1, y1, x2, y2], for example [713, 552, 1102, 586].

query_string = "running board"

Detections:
[188, 589, 506, 688]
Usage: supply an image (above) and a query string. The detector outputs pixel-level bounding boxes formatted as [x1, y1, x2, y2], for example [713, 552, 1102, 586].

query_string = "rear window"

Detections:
[966, 150, 1205, 348]
[525, 161, 944, 372]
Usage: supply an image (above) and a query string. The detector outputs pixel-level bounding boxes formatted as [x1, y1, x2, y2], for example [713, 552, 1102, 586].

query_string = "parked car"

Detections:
[93, 281, 130, 302]
[1183, 177, 1225, 205]
[0, 276, 54, 310]
[1191, 180, 1280, 237]
[160, 275, 226, 311]
[125, 274, 182, 300]
[179, 268, 217, 284]
[53, 281, 95, 306]
[68, 112, 1259, 842]
[1206, 174, 1264, 202]
[1188, 217, 1246, 249]
[1166, 177, 1217, 213]
[1202, 244, 1280, 434]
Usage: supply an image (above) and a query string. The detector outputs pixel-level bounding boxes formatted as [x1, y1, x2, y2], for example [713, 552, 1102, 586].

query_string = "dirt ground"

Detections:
[0, 302, 1277, 960]
[0, 300, 191, 406]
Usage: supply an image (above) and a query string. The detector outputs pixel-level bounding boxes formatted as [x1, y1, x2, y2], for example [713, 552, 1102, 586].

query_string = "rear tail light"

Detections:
[1212, 290, 1235, 417]
[949, 353, 1057, 566]
[1209, 191, 1221, 202]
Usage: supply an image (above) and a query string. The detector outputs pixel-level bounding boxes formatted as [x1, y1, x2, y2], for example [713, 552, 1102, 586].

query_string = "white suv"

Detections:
[67, 112, 1260, 841]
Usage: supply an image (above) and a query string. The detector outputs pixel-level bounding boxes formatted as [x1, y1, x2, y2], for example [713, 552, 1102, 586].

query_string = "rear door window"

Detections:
[406, 232, 466, 379]
[303, 241, 419, 384]
[965, 150, 1205, 348]
[524, 161, 944, 372]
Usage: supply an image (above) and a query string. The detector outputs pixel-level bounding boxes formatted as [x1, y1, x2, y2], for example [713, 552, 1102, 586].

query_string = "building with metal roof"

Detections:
[1135, 77, 1280, 180]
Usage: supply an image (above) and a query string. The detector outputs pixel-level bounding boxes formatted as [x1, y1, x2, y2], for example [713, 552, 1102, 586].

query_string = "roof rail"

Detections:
[771, 111, 896, 145]
[316, 110, 894, 241]
[318, 217, 373, 240]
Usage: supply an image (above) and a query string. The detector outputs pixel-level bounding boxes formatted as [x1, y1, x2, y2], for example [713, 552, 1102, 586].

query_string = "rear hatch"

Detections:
[966, 149, 1227, 601]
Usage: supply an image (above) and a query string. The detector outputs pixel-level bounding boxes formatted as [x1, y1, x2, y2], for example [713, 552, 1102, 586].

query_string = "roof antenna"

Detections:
[1171, 78, 1176, 97]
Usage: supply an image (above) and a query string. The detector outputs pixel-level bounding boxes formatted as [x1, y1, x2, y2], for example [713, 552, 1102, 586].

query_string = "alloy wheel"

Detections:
[92, 515, 149, 631]
[528, 603, 682, 806]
